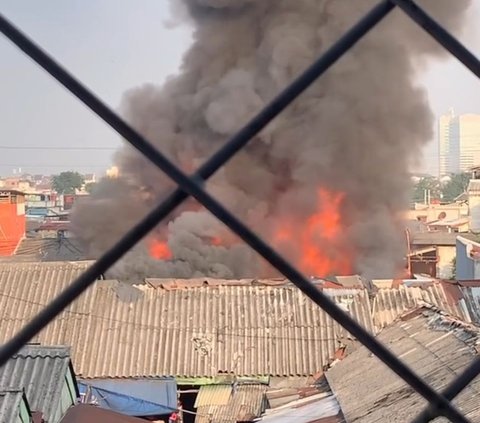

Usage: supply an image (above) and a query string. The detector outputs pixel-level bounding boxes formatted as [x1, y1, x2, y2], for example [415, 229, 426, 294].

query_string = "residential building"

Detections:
[0, 190, 26, 256]
[439, 109, 480, 175]
[4, 263, 480, 422]
[468, 179, 480, 232]
[405, 202, 468, 224]
[456, 235, 480, 280]
[0, 263, 374, 421]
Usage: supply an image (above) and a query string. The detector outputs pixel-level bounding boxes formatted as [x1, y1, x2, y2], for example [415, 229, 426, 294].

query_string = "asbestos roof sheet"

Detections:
[326, 309, 480, 422]
[371, 283, 468, 331]
[0, 267, 373, 378]
[0, 390, 28, 423]
[0, 345, 72, 422]
[195, 384, 267, 423]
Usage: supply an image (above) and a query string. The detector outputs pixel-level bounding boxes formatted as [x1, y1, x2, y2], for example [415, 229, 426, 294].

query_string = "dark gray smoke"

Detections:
[71, 0, 472, 280]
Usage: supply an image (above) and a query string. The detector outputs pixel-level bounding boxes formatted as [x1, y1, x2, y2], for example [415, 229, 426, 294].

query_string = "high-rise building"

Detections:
[439, 109, 480, 176]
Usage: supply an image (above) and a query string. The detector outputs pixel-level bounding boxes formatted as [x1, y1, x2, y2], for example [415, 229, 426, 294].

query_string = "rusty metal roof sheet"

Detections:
[0, 265, 373, 379]
[371, 283, 468, 330]
[195, 384, 232, 408]
[195, 384, 267, 423]
[326, 308, 480, 422]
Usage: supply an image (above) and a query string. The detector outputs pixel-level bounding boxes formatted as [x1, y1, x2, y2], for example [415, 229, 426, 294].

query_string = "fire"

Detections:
[147, 188, 353, 277]
[148, 239, 172, 260]
[274, 188, 353, 277]
[210, 236, 223, 246]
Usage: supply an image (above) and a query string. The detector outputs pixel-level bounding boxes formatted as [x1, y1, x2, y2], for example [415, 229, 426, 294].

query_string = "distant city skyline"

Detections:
[0, 1, 479, 177]
[438, 109, 480, 176]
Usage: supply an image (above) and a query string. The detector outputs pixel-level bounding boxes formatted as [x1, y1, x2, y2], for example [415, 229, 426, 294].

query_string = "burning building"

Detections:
[71, 0, 472, 280]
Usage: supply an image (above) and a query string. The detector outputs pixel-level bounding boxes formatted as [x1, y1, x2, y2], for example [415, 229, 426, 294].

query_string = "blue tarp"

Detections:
[79, 378, 177, 417]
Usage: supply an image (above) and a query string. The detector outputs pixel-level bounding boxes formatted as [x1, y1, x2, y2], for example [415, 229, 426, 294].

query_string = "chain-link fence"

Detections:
[1, 1, 479, 421]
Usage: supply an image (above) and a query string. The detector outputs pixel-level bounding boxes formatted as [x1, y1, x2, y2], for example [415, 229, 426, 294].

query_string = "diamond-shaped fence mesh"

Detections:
[1, 0, 479, 421]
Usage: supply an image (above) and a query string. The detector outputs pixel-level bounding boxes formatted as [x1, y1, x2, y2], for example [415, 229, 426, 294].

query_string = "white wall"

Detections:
[437, 246, 456, 279]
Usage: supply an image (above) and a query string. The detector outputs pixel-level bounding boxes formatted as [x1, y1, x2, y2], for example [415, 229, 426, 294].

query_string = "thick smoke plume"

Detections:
[71, 0, 471, 280]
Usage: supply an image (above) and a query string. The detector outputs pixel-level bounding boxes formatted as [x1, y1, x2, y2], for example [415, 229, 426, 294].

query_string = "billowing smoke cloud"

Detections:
[71, 0, 472, 280]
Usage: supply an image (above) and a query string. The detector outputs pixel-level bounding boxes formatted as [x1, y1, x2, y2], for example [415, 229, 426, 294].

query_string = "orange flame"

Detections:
[149, 239, 172, 260]
[210, 236, 223, 246]
[274, 188, 353, 277]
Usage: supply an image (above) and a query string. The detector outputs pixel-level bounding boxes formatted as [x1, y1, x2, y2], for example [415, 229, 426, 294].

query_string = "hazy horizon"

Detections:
[0, 1, 479, 178]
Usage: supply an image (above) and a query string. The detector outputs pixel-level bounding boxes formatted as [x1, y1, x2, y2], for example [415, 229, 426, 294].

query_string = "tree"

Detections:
[411, 176, 441, 204]
[51, 171, 84, 194]
[441, 172, 470, 203]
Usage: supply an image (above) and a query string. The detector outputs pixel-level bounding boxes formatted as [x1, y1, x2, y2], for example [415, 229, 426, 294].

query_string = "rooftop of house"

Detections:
[411, 231, 480, 246]
[2, 261, 480, 384]
[0, 236, 87, 263]
[60, 404, 147, 423]
[326, 306, 480, 422]
[0, 262, 373, 379]
[0, 345, 76, 422]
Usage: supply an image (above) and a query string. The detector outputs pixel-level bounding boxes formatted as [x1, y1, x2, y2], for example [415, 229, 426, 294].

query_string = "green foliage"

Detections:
[51, 171, 84, 194]
[441, 172, 470, 203]
[411, 176, 441, 203]
[411, 172, 471, 204]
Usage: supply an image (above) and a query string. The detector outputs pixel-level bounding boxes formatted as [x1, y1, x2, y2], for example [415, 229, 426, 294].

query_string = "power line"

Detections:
[0, 145, 117, 151]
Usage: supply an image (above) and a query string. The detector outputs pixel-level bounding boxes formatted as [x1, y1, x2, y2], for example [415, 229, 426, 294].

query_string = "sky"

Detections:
[0, 1, 479, 177]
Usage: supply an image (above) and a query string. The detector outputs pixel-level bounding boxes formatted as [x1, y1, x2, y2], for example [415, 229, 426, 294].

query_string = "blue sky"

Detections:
[0, 1, 479, 177]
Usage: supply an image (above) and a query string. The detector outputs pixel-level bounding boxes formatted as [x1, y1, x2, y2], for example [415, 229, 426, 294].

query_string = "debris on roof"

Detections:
[326, 307, 480, 422]
[259, 379, 343, 423]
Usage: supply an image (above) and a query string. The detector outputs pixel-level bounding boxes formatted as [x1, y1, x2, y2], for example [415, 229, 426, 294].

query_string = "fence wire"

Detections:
[1, 0, 479, 422]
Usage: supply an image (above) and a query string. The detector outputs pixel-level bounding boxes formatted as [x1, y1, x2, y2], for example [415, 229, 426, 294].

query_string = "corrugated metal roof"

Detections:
[371, 283, 468, 330]
[259, 392, 342, 423]
[0, 269, 374, 378]
[326, 308, 480, 422]
[0, 390, 27, 423]
[195, 384, 232, 408]
[0, 345, 72, 422]
[195, 384, 267, 423]
[0, 260, 94, 282]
